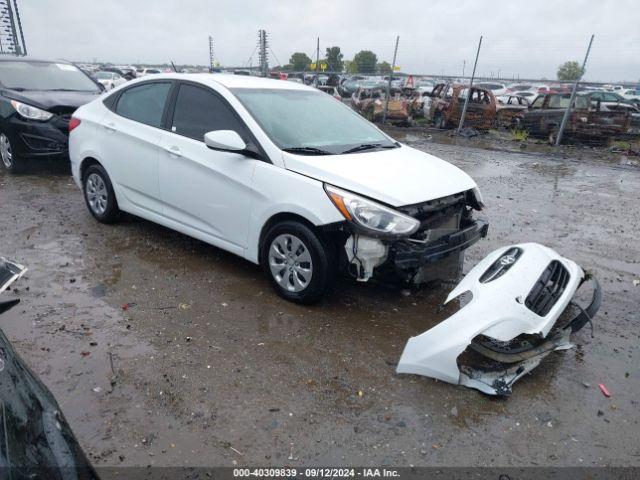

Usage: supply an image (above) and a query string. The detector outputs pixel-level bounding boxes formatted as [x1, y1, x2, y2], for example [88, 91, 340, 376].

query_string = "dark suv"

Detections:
[0, 58, 103, 172]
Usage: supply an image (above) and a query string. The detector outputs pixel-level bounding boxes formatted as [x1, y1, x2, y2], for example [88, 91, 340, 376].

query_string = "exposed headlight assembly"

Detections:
[324, 184, 420, 237]
[10, 100, 53, 121]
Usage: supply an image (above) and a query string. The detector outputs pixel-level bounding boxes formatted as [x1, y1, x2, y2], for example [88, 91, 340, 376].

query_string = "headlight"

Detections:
[324, 184, 420, 236]
[10, 100, 53, 121]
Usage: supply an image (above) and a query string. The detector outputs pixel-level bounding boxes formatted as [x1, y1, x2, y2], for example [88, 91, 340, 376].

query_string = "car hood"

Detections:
[282, 144, 477, 206]
[1, 89, 102, 113]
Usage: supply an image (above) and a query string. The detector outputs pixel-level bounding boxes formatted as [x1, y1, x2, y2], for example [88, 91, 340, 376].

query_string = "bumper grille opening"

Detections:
[525, 260, 570, 316]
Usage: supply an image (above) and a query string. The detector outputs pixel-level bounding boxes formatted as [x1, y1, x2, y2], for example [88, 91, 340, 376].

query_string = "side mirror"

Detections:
[204, 130, 246, 152]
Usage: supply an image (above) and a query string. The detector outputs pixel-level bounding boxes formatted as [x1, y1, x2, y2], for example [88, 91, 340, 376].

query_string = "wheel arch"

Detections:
[258, 212, 320, 262]
[79, 156, 103, 181]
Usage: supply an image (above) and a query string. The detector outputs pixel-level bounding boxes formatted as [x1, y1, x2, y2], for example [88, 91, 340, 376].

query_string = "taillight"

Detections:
[68, 117, 81, 133]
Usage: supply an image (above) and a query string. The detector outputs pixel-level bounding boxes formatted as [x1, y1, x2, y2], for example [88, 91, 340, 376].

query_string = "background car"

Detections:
[139, 67, 162, 76]
[316, 85, 342, 101]
[511, 90, 538, 102]
[100, 65, 136, 81]
[474, 82, 508, 96]
[620, 88, 640, 106]
[0, 58, 102, 172]
[94, 70, 127, 90]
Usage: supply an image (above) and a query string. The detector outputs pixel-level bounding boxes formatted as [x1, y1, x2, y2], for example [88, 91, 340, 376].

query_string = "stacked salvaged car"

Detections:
[346, 78, 638, 146]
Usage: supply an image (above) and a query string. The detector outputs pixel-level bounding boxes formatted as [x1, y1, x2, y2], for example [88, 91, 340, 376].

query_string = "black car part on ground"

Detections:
[0, 259, 99, 480]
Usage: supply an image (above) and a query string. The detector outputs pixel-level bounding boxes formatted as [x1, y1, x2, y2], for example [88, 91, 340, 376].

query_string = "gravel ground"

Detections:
[0, 136, 638, 468]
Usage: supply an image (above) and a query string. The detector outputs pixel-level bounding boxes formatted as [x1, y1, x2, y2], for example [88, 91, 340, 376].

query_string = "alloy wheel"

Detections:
[85, 173, 108, 215]
[268, 234, 313, 292]
[0, 133, 13, 169]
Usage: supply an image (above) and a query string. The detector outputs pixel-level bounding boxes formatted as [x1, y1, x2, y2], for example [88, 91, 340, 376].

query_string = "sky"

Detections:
[20, 0, 640, 82]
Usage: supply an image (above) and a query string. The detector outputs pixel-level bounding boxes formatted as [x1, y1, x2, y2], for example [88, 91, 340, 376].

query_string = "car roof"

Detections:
[130, 72, 314, 92]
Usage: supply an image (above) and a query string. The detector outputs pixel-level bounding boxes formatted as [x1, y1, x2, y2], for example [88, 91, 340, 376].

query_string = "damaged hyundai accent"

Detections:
[69, 74, 487, 303]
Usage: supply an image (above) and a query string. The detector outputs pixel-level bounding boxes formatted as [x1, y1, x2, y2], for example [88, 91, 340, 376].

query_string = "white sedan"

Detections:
[69, 74, 486, 303]
[620, 89, 640, 105]
[93, 71, 127, 90]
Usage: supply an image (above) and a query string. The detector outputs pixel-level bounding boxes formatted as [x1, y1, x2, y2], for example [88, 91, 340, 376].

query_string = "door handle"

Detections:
[103, 122, 117, 132]
[164, 146, 182, 157]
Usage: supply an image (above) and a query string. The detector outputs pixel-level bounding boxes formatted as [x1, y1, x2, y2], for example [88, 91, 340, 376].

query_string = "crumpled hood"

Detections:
[282, 144, 477, 206]
[1, 89, 101, 113]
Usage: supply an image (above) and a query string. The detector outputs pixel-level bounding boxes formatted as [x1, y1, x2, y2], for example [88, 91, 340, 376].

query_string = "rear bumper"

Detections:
[392, 219, 489, 271]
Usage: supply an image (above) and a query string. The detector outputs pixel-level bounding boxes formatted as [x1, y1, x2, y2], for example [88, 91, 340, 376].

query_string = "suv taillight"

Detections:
[68, 117, 81, 133]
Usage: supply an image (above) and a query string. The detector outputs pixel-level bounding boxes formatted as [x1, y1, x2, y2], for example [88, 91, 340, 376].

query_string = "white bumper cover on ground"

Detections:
[396, 243, 599, 395]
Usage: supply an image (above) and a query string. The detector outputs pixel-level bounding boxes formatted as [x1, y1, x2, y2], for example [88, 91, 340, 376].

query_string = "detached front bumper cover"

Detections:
[396, 242, 602, 396]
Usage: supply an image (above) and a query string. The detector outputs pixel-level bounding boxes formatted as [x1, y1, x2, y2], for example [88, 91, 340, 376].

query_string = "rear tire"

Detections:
[547, 126, 559, 145]
[82, 164, 121, 223]
[261, 221, 336, 304]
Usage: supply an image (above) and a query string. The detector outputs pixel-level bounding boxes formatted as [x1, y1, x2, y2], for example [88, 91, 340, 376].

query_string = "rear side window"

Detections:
[171, 83, 244, 141]
[115, 82, 171, 127]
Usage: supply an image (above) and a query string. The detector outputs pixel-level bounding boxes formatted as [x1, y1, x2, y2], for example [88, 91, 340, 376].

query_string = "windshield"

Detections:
[0, 61, 100, 92]
[95, 72, 114, 79]
[232, 88, 395, 154]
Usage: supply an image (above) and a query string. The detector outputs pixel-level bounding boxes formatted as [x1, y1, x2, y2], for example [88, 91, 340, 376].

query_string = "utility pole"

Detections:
[555, 34, 594, 146]
[457, 35, 483, 133]
[0, 0, 26, 56]
[258, 29, 269, 77]
[382, 35, 399, 124]
[208, 36, 215, 72]
[462, 60, 466, 78]
[314, 37, 320, 87]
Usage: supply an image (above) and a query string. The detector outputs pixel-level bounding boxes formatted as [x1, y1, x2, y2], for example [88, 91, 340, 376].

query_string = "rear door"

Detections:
[158, 82, 257, 253]
[100, 81, 172, 215]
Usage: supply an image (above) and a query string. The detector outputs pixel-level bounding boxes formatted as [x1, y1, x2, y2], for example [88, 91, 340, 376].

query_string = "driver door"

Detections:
[158, 82, 257, 254]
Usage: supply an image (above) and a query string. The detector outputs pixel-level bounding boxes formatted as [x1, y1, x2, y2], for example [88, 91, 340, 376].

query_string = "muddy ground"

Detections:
[0, 136, 639, 469]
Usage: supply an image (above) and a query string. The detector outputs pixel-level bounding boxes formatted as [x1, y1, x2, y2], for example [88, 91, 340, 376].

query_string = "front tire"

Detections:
[82, 164, 121, 223]
[0, 132, 25, 173]
[261, 221, 336, 304]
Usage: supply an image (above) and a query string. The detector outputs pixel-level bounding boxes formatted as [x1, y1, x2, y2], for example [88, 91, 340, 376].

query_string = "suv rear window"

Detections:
[115, 82, 171, 127]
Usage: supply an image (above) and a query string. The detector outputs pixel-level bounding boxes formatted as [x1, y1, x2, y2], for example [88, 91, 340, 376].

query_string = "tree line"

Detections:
[282, 47, 392, 74]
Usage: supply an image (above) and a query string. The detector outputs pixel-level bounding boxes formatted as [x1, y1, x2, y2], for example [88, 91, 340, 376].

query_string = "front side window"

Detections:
[115, 82, 171, 127]
[171, 84, 244, 141]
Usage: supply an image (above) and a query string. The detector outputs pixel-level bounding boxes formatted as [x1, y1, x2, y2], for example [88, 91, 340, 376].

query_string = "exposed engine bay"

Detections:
[343, 189, 488, 284]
